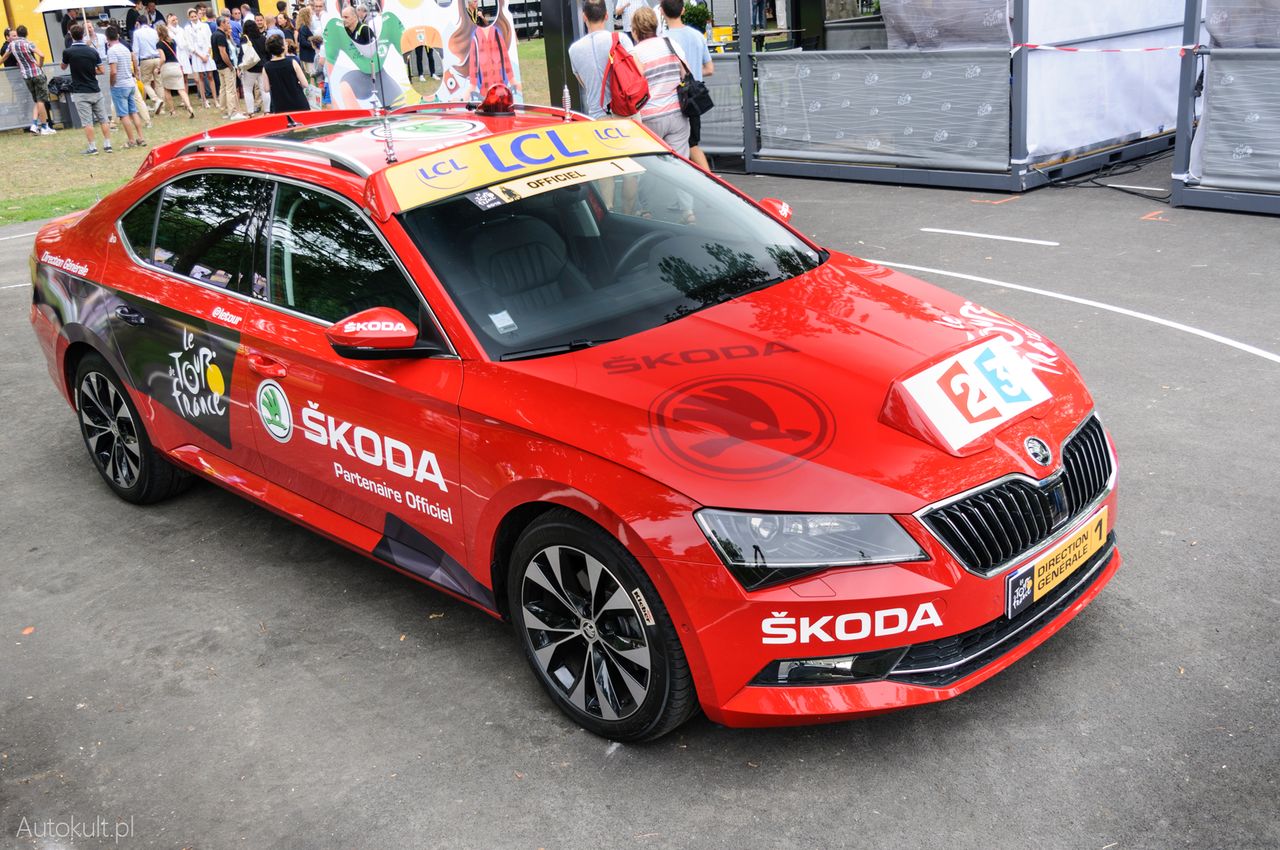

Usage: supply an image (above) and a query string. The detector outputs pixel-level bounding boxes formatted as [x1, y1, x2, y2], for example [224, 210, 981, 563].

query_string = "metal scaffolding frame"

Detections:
[728, 0, 1176, 192]
[1170, 0, 1280, 215]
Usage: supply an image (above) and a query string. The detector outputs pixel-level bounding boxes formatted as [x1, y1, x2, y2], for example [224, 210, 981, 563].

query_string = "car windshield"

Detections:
[398, 153, 823, 360]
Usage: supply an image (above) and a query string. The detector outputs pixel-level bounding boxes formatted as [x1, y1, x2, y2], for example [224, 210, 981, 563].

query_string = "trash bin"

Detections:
[50, 95, 76, 129]
[47, 75, 82, 129]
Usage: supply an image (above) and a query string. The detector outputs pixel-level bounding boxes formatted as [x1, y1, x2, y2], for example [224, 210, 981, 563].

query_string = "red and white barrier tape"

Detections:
[1013, 43, 1200, 56]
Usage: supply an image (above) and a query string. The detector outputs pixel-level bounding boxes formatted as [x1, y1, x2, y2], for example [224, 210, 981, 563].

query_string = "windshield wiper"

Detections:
[499, 338, 616, 362]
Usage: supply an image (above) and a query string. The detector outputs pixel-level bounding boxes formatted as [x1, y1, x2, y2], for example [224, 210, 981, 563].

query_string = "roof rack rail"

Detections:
[390, 100, 591, 123]
[175, 136, 373, 177]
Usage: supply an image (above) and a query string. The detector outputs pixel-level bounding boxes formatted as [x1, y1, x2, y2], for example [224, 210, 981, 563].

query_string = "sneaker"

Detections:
[39, 126, 57, 135]
[418, 74, 426, 81]
[432, 72, 441, 79]
[28, 123, 40, 134]
[103, 144, 114, 153]
[135, 139, 147, 147]
[229, 112, 248, 120]
[83, 146, 99, 155]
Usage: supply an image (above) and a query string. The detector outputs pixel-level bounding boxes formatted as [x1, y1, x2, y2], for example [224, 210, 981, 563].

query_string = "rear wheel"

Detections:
[508, 509, 698, 741]
[74, 353, 191, 504]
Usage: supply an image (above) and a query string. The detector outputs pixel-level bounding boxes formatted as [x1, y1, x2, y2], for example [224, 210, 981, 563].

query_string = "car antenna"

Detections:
[370, 8, 397, 163]
[560, 13, 572, 121]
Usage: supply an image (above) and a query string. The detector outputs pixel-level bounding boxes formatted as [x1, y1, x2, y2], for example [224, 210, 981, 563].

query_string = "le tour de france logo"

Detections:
[169, 328, 226, 419]
[649, 375, 835, 480]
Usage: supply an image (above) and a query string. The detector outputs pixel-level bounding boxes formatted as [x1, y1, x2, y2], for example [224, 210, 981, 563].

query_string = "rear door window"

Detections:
[151, 173, 273, 294]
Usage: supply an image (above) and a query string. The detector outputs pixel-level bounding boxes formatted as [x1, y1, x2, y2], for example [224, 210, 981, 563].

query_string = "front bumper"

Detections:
[714, 540, 1119, 727]
[654, 488, 1120, 728]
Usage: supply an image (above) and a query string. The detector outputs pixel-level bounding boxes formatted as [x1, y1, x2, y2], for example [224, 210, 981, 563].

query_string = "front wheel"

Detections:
[508, 509, 698, 741]
[74, 352, 191, 504]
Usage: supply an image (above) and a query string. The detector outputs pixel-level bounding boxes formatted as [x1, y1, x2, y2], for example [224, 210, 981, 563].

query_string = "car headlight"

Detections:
[694, 509, 927, 591]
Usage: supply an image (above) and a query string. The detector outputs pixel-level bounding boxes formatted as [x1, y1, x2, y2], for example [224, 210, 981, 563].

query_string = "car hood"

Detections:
[468, 253, 1097, 513]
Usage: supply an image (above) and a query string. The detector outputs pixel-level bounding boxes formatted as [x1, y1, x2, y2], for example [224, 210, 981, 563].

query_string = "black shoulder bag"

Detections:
[664, 36, 713, 118]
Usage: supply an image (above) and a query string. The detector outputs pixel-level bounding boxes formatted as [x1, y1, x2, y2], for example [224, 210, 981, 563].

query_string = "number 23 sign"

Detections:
[900, 338, 1052, 452]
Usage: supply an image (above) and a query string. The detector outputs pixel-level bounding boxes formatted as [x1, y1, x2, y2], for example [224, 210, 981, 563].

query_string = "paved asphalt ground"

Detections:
[2, 155, 1278, 849]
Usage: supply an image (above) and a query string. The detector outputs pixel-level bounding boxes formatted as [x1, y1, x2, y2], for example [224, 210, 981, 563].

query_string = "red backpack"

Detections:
[601, 33, 649, 117]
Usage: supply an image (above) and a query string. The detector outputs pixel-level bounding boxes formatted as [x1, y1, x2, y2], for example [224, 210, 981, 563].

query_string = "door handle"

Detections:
[247, 353, 288, 378]
[113, 305, 146, 326]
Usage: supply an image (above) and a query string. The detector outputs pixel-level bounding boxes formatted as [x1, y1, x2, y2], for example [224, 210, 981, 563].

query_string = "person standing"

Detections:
[629, 6, 694, 221]
[125, 0, 144, 37]
[615, 0, 650, 40]
[166, 13, 192, 87]
[1, 26, 56, 134]
[228, 6, 245, 44]
[240, 18, 268, 114]
[569, 0, 633, 208]
[465, 0, 488, 26]
[295, 5, 317, 81]
[106, 26, 146, 146]
[276, 11, 295, 42]
[212, 14, 245, 118]
[264, 12, 284, 40]
[157, 23, 196, 117]
[186, 7, 216, 107]
[61, 24, 113, 153]
[81, 21, 117, 127]
[659, 0, 712, 169]
[61, 9, 82, 45]
[308, 0, 331, 85]
[131, 19, 163, 115]
[342, 5, 373, 46]
[569, 0, 630, 120]
[3, 27, 19, 68]
[263, 34, 309, 112]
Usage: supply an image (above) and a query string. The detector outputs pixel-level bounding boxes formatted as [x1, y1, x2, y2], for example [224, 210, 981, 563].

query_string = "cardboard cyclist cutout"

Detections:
[322, 0, 523, 109]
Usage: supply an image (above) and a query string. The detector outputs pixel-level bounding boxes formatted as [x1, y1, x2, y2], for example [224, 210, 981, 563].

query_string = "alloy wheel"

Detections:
[78, 371, 142, 489]
[520, 545, 653, 721]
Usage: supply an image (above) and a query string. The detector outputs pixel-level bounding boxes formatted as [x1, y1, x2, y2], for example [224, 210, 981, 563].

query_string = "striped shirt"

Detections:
[9, 38, 41, 79]
[108, 42, 136, 88]
[630, 36, 687, 119]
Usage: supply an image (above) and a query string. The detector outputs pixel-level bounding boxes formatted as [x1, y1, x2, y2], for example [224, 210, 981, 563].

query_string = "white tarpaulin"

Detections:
[1026, 0, 1183, 43]
[874, 1, 1188, 166]
[1024, 27, 1185, 162]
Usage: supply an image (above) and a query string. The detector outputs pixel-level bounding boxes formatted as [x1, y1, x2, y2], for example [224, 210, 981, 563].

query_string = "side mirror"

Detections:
[760, 197, 794, 223]
[326, 307, 437, 359]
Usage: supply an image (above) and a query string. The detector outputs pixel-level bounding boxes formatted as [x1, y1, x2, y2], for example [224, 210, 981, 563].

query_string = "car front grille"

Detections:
[886, 534, 1116, 687]
[919, 416, 1113, 575]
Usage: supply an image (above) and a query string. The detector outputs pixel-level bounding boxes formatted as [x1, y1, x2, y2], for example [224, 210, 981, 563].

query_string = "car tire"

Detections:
[508, 508, 698, 741]
[73, 352, 191, 505]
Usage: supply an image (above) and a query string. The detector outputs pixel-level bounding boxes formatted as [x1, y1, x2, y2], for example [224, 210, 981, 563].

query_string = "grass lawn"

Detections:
[1, 37, 551, 227]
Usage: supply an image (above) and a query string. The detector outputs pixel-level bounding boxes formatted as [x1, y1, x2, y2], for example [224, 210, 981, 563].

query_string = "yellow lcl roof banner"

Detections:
[383, 119, 668, 211]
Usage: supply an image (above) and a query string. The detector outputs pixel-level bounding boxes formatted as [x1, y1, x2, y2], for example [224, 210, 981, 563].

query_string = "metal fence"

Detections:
[755, 48, 1011, 171]
[701, 53, 746, 155]
[1196, 49, 1280, 193]
[1172, 0, 1280, 214]
[2, 67, 38, 132]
